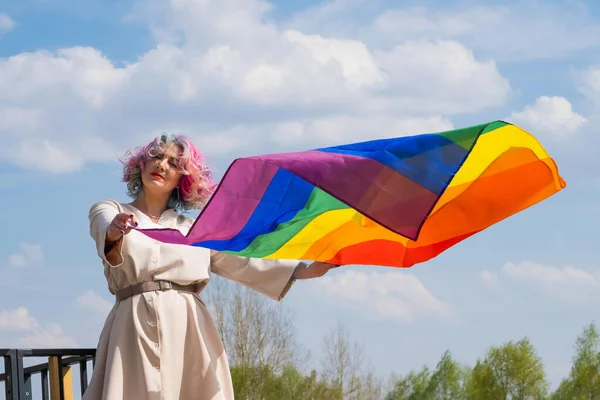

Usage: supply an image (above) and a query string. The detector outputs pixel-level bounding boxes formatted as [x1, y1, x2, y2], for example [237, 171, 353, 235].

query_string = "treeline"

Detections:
[205, 278, 600, 399]
[382, 323, 600, 400]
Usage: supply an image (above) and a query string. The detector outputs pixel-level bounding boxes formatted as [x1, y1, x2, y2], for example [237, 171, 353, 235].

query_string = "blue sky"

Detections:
[1, 0, 600, 394]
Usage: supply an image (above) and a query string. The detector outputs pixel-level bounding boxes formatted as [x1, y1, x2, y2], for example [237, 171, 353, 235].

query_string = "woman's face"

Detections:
[140, 143, 184, 197]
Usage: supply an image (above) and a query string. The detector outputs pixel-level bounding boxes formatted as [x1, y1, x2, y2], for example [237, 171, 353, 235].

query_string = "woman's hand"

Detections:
[106, 213, 137, 243]
[293, 261, 340, 280]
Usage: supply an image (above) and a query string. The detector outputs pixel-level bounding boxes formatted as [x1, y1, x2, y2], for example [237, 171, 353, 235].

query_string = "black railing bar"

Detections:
[15, 351, 26, 400]
[80, 359, 89, 395]
[26, 355, 92, 375]
[22, 372, 32, 400]
[4, 349, 19, 400]
[0, 355, 93, 381]
[41, 369, 49, 400]
[16, 348, 96, 357]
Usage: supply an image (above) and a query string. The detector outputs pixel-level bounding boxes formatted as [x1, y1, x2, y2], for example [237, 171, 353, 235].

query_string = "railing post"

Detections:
[41, 369, 49, 400]
[14, 350, 30, 400]
[79, 359, 89, 395]
[21, 372, 33, 400]
[2, 349, 95, 399]
[48, 356, 73, 400]
[3, 349, 20, 400]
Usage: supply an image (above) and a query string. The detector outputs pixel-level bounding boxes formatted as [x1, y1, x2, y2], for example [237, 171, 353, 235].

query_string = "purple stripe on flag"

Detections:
[140, 158, 280, 244]
[252, 150, 437, 239]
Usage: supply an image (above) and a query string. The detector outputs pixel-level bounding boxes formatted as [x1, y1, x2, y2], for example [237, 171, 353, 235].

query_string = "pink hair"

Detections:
[120, 134, 216, 210]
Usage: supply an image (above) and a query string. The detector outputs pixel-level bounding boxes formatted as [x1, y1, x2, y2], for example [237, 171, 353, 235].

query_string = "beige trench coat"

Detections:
[83, 200, 301, 400]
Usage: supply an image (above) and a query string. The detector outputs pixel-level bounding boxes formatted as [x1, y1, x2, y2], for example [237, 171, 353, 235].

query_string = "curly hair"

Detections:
[120, 134, 216, 211]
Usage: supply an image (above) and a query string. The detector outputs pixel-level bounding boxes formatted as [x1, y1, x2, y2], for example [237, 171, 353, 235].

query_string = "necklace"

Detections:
[143, 211, 161, 223]
[129, 203, 162, 223]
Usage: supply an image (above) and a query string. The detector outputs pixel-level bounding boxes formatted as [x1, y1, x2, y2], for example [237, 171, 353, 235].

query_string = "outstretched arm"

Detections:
[209, 251, 338, 301]
[291, 261, 340, 279]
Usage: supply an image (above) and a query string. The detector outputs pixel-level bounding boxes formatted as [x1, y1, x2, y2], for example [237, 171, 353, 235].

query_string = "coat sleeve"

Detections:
[89, 200, 124, 267]
[209, 250, 306, 301]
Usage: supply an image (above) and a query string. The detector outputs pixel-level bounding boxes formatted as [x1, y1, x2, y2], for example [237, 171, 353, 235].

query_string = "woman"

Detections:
[83, 134, 339, 400]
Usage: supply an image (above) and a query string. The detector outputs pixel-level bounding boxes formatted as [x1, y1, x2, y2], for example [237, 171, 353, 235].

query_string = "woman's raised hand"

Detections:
[293, 261, 340, 280]
[106, 213, 138, 242]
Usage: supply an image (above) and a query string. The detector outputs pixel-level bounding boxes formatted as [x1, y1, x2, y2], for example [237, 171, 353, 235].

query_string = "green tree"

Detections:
[465, 338, 548, 400]
[385, 366, 432, 400]
[552, 322, 600, 400]
[231, 363, 342, 400]
[276, 366, 343, 400]
[385, 351, 469, 400]
[428, 350, 471, 400]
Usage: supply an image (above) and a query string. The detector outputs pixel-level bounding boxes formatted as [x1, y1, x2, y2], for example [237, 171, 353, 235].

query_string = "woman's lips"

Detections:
[151, 173, 163, 180]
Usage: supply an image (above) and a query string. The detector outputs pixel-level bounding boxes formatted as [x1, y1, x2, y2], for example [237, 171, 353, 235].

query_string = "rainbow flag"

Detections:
[139, 121, 565, 267]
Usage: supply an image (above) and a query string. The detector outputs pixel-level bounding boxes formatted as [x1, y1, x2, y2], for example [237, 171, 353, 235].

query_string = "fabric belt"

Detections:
[115, 280, 204, 302]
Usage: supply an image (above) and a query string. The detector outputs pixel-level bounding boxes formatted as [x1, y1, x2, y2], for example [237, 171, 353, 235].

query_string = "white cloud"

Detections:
[292, 1, 600, 62]
[0, 47, 125, 173]
[0, 107, 45, 134]
[77, 290, 113, 314]
[0, 13, 16, 35]
[0, 0, 510, 173]
[509, 96, 587, 136]
[313, 270, 453, 323]
[0, 47, 129, 107]
[373, 40, 509, 114]
[203, 115, 453, 155]
[284, 30, 385, 90]
[0, 307, 37, 331]
[8, 243, 43, 267]
[503, 261, 600, 289]
[0, 307, 76, 347]
[481, 270, 498, 285]
[485, 261, 600, 303]
[19, 324, 77, 348]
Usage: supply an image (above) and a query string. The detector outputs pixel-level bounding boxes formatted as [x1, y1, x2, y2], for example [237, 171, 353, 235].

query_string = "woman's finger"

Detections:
[119, 213, 132, 224]
[113, 220, 126, 230]
[122, 214, 138, 229]
[110, 220, 126, 235]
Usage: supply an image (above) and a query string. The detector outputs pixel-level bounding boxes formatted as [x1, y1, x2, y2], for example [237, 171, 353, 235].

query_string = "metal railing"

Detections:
[1, 348, 96, 400]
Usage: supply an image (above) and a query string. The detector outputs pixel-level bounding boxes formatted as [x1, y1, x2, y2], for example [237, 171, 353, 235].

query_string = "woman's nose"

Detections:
[157, 158, 169, 170]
